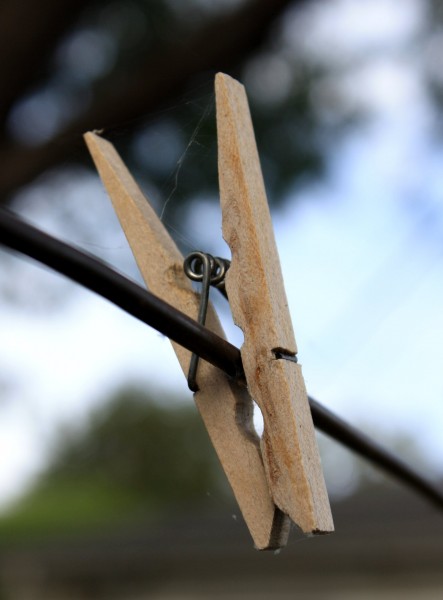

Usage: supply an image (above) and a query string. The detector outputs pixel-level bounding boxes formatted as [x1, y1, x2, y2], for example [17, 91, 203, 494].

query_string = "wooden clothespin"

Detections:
[84, 73, 333, 549]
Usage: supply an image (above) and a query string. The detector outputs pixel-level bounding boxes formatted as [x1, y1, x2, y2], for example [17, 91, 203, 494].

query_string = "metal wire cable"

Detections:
[0, 209, 242, 378]
[0, 208, 442, 510]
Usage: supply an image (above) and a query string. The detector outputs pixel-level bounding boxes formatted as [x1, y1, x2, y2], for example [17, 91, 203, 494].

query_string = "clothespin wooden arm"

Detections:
[216, 73, 333, 533]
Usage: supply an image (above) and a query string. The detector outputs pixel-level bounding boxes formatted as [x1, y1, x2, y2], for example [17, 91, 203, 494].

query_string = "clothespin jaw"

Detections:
[84, 71, 333, 549]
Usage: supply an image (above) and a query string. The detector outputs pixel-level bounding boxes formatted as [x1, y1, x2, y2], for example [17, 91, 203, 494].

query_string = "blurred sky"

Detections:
[1, 0, 443, 508]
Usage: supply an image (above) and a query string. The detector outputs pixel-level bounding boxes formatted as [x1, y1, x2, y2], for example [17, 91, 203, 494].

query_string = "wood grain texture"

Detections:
[84, 131, 290, 549]
[216, 73, 333, 533]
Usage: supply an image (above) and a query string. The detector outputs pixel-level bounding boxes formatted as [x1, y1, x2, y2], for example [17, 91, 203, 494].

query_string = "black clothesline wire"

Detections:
[1, 207, 442, 511]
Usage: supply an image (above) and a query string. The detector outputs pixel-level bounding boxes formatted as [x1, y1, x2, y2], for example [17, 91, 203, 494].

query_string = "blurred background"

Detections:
[1, 0, 443, 597]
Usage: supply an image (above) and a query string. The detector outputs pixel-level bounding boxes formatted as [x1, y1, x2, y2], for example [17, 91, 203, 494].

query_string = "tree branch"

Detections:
[0, 0, 298, 201]
[0, 0, 93, 125]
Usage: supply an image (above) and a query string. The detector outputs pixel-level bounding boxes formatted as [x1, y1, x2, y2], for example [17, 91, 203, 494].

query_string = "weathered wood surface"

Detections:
[84, 131, 290, 549]
[216, 73, 333, 533]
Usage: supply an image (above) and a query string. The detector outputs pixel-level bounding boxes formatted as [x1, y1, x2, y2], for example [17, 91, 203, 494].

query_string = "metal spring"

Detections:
[183, 251, 230, 391]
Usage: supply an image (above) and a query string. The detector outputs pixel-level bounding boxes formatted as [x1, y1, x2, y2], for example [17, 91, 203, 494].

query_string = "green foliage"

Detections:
[0, 387, 229, 539]
[49, 387, 225, 505]
[0, 480, 139, 539]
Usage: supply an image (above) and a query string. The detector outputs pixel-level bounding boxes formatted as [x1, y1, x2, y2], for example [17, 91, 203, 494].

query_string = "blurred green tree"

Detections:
[0, 386, 229, 538]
